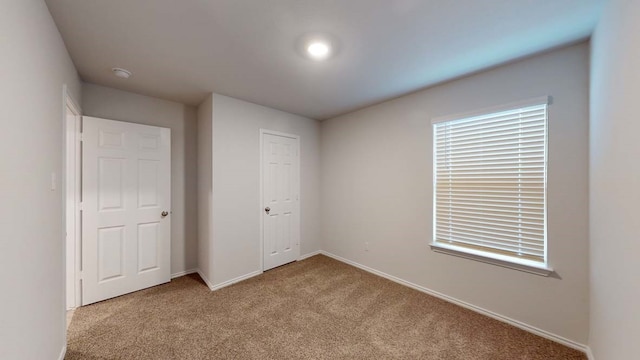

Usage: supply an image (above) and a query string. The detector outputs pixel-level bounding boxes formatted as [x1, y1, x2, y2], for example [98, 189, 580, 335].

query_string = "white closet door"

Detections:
[262, 131, 300, 271]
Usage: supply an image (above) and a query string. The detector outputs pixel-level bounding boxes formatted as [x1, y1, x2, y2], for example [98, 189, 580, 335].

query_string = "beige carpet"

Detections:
[66, 255, 585, 359]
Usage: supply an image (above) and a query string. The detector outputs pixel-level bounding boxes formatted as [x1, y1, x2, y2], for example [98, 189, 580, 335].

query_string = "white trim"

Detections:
[430, 243, 554, 276]
[62, 83, 82, 326]
[259, 130, 264, 272]
[260, 128, 300, 139]
[319, 250, 588, 354]
[171, 268, 198, 279]
[64, 86, 81, 115]
[431, 96, 550, 124]
[197, 270, 216, 291]
[259, 129, 301, 272]
[64, 97, 82, 310]
[585, 346, 595, 360]
[211, 270, 262, 291]
[58, 345, 66, 360]
[298, 250, 321, 261]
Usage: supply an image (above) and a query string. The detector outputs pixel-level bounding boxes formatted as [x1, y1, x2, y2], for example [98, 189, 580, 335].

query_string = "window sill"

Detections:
[430, 242, 554, 276]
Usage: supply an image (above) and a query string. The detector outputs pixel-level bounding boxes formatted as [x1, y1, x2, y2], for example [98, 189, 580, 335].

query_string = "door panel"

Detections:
[82, 116, 171, 305]
[97, 226, 124, 281]
[138, 222, 160, 273]
[98, 157, 125, 210]
[138, 160, 160, 207]
[262, 132, 300, 271]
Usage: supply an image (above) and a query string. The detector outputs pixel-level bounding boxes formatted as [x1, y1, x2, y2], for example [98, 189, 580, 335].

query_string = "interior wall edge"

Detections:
[197, 270, 215, 292]
[299, 250, 322, 261]
[171, 269, 198, 279]
[211, 270, 263, 291]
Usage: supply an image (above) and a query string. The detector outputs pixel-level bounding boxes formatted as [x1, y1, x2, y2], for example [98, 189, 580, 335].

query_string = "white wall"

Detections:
[82, 83, 199, 275]
[589, 0, 640, 358]
[197, 95, 214, 285]
[209, 94, 321, 286]
[320, 43, 590, 344]
[0, 1, 82, 359]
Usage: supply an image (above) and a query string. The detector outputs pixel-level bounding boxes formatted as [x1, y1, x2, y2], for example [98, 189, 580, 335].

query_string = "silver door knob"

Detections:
[264, 207, 270, 214]
[161, 211, 169, 218]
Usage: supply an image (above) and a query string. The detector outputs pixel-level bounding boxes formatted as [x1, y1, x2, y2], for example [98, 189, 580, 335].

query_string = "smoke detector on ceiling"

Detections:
[112, 67, 132, 79]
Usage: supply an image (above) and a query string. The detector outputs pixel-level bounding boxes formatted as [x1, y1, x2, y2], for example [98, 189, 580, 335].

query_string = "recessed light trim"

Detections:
[112, 67, 132, 79]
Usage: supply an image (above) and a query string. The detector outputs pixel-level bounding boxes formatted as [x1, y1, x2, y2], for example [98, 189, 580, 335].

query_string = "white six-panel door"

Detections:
[262, 131, 300, 271]
[82, 116, 171, 305]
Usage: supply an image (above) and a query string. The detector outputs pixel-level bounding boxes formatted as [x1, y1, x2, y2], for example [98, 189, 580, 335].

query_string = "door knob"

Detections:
[264, 207, 270, 214]
[161, 211, 169, 218]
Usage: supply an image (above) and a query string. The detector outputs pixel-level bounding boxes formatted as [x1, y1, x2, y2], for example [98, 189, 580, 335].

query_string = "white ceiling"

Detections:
[46, 0, 603, 120]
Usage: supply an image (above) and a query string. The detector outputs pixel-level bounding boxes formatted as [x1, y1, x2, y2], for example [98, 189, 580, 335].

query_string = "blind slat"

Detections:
[435, 196, 545, 206]
[439, 109, 546, 132]
[436, 199, 545, 212]
[436, 147, 544, 160]
[436, 156, 544, 166]
[436, 204, 544, 218]
[436, 193, 545, 202]
[435, 209, 544, 223]
[435, 237, 543, 257]
[435, 215, 544, 231]
[438, 122, 545, 141]
[435, 232, 544, 254]
[435, 220, 544, 240]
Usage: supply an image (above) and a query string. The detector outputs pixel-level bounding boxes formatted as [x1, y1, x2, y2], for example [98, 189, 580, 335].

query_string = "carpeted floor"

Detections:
[66, 255, 585, 359]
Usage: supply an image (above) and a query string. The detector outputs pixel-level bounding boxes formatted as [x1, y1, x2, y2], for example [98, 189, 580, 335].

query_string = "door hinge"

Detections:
[78, 202, 84, 211]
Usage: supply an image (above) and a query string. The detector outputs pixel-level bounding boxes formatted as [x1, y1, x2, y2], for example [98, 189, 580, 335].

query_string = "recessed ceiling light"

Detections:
[112, 67, 132, 79]
[296, 33, 338, 61]
[307, 41, 331, 60]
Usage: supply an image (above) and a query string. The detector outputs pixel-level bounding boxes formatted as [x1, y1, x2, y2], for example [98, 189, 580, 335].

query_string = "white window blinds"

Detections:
[433, 101, 548, 265]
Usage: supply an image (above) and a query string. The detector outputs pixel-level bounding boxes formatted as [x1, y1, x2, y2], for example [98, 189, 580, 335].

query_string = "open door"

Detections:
[81, 116, 171, 305]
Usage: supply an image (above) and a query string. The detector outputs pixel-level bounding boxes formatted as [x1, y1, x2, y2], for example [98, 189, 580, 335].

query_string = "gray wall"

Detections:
[82, 83, 199, 275]
[210, 94, 321, 286]
[589, 0, 640, 358]
[320, 42, 590, 344]
[0, 1, 82, 359]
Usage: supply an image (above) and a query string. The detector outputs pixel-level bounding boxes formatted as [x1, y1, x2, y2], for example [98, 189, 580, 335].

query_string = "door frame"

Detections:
[259, 129, 301, 271]
[63, 85, 82, 310]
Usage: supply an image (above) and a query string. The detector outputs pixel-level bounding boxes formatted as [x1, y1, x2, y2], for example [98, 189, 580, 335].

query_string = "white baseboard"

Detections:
[58, 345, 66, 360]
[196, 270, 216, 291]
[212, 270, 262, 291]
[171, 268, 198, 279]
[298, 250, 321, 261]
[197, 251, 321, 292]
[320, 250, 589, 354]
[585, 346, 595, 360]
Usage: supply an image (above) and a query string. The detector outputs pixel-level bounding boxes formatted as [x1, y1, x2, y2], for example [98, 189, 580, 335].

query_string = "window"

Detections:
[431, 97, 552, 276]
